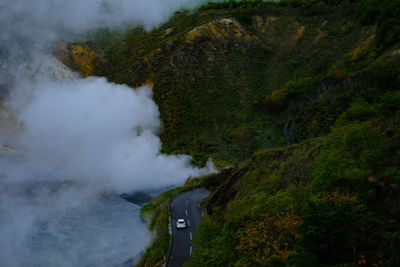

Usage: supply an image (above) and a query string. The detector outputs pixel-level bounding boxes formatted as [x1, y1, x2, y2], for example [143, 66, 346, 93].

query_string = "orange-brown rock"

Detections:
[53, 42, 104, 77]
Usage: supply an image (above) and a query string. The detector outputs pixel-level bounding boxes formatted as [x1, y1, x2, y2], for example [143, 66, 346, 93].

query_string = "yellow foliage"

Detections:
[270, 87, 288, 104]
[314, 27, 327, 43]
[69, 44, 101, 77]
[352, 34, 375, 60]
[236, 211, 302, 265]
[53, 42, 103, 77]
[145, 78, 155, 88]
[185, 27, 204, 41]
[292, 25, 305, 44]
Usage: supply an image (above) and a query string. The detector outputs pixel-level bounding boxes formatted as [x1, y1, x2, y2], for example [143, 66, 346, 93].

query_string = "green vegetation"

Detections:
[183, 40, 400, 265]
[137, 172, 230, 266]
[84, 0, 397, 166]
[187, 109, 400, 265]
[68, 0, 400, 265]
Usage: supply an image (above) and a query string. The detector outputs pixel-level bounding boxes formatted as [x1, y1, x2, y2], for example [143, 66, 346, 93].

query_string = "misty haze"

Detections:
[0, 0, 215, 266]
[3, 0, 400, 266]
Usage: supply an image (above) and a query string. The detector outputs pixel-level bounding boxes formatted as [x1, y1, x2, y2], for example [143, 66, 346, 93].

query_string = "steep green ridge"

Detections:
[84, 1, 393, 166]
[75, 0, 400, 266]
[188, 91, 400, 265]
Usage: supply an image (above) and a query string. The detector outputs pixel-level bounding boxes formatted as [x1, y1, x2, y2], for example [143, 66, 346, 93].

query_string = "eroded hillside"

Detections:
[56, 1, 400, 265]
[61, 3, 393, 167]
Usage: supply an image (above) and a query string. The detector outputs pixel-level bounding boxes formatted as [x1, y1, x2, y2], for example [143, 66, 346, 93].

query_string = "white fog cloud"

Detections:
[0, 76, 215, 267]
[0, 0, 217, 265]
[0, 0, 212, 44]
[9, 78, 214, 191]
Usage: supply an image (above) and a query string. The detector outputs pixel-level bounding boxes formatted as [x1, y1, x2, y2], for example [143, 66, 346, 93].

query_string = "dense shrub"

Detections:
[338, 123, 385, 166]
[311, 149, 350, 191]
[380, 91, 400, 115]
[263, 77, 315, 111]
[376, 1, 400, 47]
[335, 97, 377, 127]
[300, 193, 371, 264]
[355, 0, 380, 25]
[346, 97, 377, 121]
[186, 217, 236, 266]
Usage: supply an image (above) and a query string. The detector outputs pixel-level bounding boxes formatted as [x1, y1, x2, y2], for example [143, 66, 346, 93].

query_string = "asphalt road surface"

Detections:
[167, 188, 210, 267]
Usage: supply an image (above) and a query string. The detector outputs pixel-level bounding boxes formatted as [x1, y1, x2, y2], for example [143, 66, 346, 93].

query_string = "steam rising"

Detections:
[0, 0, 213, 81]
[0, 0, 210, 42]
[8, 78, 213, 191]
[0, 0, 216, 266]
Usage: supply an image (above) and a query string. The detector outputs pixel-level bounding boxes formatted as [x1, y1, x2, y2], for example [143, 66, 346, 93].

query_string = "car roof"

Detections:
[177, 219, 185, 222]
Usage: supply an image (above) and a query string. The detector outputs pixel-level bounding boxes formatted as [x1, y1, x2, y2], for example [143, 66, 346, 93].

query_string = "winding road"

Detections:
[167, 188, 209, 267]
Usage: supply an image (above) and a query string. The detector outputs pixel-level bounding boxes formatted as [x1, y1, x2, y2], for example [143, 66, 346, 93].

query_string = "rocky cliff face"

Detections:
[0, 50, 76, 153]
[53, 42, 104, 78]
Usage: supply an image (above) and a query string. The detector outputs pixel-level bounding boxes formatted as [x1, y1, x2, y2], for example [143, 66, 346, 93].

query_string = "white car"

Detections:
[176, 219, 186, 229]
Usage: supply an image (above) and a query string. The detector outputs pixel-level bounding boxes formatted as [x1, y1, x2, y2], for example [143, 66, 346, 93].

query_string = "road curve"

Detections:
[167, 188, 209, 267]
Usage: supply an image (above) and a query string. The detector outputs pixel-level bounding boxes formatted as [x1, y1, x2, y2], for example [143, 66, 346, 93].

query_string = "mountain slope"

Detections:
[79, 2, 390, 166]
[58, 1, 400, 265]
